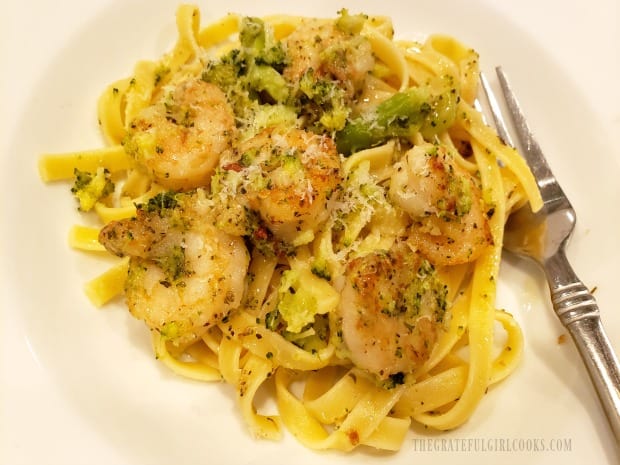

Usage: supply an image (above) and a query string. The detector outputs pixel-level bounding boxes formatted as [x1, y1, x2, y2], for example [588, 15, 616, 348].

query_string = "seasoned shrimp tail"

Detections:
[124, 78, 237, 191]
[213, 127, 343, 246]
[338, 241, 449, 379]
[283, 16, 374, 99]
[389, 143, 492, 265]
[99, 190, 249, 344]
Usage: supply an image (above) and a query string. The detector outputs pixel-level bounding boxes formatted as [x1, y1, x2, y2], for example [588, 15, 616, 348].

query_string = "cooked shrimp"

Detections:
[124, 78, 236, 191]
[338, 241, 448, 379]
[219, 127, 342, 245]
[283, 18, 374, 98]
[99, 190, 249, 344]
[389, 143, 492, 265]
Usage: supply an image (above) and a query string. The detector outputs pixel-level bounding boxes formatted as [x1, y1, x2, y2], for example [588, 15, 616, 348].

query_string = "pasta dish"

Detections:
[39, 5, 542, 452]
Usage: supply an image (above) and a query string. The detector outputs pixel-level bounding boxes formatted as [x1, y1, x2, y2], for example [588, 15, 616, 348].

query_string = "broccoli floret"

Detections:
[139, 191, 180, 216]
[335, 8, 367, 35]
[202, 49, 246, 89]
[155, 245, 186, 282]
[298, 70, 350, 132]
[247, 64, 289, 103]
[275, 266, 340, 333]
[71, 167, 115, 211]
[310, 260, 331, 281]
[159, 321, 181, 339]
[333, 161, 388, 248]
[243, 103, 297, 139]
[382, 372, 406, 389]
[240, 18, 289, 102]
[202, 17, 290, 115]
[255, 44, 288, 72]
[239, 17, 288, 70]
[239, 16, 266, 51]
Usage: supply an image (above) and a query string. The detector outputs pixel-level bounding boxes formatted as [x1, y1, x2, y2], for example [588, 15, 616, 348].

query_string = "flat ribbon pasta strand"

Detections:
[221, 311, 335, 372]
[68, 225, 106, 252]
[459, 101, 543, 212]
[198, 13, 240, 48]
[413, 138, 506, 430]
[275, 368, 409, 451]
[237, 354, 281, 439]
[425, 35, 480, 104]
[38, 145, 131, 182]
[98, 78, 132, 144]
[490, 309, 524, 385]
[423, 284, 472, 373]
[394, 366, 468, 417]
[168, 4, 202, 72]
[363, 25, 409, 92]
[152, 332, 222, 382]
[84, 256, 129, 307]
[123, 61, 158, 126]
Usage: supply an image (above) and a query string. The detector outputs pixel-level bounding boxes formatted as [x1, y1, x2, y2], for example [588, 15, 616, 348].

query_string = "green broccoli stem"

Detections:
[336, 87, 431, 155]
[335, 79, 458, 156]
[376, 87, 432, 129]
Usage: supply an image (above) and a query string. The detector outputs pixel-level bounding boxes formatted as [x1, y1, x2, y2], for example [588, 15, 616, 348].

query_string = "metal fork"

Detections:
[480, 67, 620, 444]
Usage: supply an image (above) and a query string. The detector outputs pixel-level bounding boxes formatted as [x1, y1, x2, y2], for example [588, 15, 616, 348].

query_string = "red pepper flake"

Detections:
[347, 429, 359, 446]
[223, 162, 243, 172]
[253, 227, 269, 240]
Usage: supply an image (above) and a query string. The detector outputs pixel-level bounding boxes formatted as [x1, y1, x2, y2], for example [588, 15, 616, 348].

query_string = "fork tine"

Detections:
[479, 72, 514, 147]
[490, 67, 571, 213]
[494, 67, 556, 193]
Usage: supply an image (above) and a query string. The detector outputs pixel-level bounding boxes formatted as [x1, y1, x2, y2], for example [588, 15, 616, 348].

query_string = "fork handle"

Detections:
[545, 250, 620, 444]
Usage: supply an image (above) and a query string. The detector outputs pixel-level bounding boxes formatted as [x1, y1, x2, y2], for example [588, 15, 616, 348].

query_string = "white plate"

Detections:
[2, 0, 619, 464]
